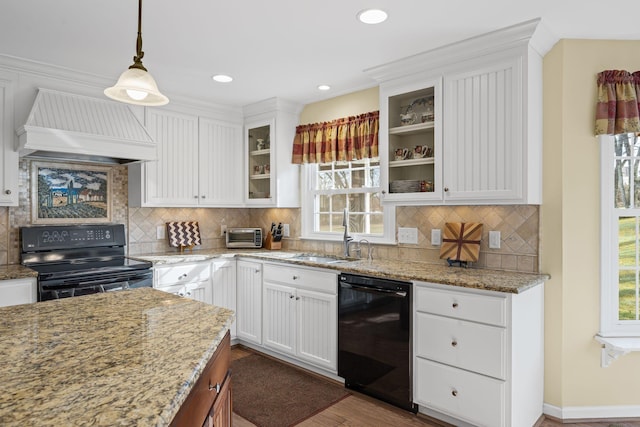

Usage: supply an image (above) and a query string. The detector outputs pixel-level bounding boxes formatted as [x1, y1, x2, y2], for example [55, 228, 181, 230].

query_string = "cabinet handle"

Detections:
[201, 195, 206, 199]
[178, 291, 185, 297]
[452, 302, 459, 308]
[444, 187, 449, 192]
[194, 195, 198, 198]
[451, 389, 458, 397]
[292, 275, 299, 280]
[296, 296, 300, 300]
[208, 382, 221, 393]
[255, 269, 260, 273]
[186, 291, 192, 296]
[451, 340, 458, 347]
[178, 273, 188, 280]
[4, 189, 10, 195]
[289, 294, 294, 299]
[381, 190, 386, 195]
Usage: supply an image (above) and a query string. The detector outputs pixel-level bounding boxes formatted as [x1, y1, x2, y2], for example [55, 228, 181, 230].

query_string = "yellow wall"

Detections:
[299, 87, 379, 124]
[542, 39, 640, 408]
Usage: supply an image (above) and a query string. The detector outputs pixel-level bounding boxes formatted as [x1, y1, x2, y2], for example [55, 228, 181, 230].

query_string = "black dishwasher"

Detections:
[338, 273, 417, 413]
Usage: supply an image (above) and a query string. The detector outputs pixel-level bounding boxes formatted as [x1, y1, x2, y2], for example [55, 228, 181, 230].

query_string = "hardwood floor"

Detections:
[231, 346, 640, 427]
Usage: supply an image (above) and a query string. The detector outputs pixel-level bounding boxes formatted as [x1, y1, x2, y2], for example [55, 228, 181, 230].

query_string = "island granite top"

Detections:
[136, 249, 549, 294]
[0, 287, 234, 427]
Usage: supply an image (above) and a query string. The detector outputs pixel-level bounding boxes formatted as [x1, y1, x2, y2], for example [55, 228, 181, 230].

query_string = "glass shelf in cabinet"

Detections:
[389, 122, 434, 135]
[250, 148, 271, 156]
[250, 173, 271, 180]
[388, 157, 434, 168]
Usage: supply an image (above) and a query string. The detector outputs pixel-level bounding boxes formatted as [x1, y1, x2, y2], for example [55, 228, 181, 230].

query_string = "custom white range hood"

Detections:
[16, 88, 156, 165]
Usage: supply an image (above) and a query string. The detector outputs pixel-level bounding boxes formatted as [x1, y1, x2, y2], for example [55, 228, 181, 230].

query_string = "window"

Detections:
[301, 158, 395, 244]
[600, 133, 640, 336]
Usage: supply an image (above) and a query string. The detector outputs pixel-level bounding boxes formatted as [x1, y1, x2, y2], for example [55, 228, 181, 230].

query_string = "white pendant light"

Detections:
[105, 0, 169, 106]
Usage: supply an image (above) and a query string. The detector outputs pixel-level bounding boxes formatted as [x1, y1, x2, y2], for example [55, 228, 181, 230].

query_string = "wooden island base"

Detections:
[171, 332, 232, 427]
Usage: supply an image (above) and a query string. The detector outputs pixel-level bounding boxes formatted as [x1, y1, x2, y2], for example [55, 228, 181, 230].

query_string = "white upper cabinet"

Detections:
[243, 98, 302, 207]
[129, 105, 243, 207]
[0, 73, 17, 206]
[366, 19, 554, 205]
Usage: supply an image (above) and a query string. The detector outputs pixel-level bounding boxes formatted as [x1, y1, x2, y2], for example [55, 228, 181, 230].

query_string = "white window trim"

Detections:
[300, 163, 396, 245]
[597, 134, 640, 367]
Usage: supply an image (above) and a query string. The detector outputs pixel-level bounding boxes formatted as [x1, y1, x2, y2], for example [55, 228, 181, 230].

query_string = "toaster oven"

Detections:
[226, 227, 262, 248]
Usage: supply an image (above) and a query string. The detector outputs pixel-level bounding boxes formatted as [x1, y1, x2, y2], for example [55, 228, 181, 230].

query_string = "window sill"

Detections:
[594, 335, 640, 367]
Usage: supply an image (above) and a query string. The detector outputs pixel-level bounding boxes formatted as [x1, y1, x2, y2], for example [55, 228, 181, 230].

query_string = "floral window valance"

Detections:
[595, 70, 640, 135]
[291, 111, 379, 164]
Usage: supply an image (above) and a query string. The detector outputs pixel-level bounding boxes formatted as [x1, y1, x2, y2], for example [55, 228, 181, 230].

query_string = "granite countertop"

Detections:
[136, 249, 549, 294]
[0, 264, 38, 281]
[0, 287, 234, 427]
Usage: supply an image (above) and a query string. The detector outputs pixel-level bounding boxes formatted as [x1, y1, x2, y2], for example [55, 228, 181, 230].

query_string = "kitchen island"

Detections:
[0, 287, 234, 426]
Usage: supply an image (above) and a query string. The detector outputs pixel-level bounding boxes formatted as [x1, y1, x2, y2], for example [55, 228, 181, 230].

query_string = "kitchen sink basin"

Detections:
[291, 255, 350, 264]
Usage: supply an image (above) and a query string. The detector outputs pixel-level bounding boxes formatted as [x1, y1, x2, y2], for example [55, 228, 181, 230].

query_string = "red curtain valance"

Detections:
[595, 70, 640, 135]
[291, 111, 379, 164]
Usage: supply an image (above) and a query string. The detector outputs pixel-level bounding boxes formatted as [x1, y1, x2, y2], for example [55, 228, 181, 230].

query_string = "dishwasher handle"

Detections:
[340, 282, 407, 298]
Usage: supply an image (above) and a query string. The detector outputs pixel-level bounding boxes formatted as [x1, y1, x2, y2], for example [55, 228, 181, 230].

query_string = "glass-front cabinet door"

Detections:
[380, 78, 442, 204]
[245, 119, 274, 204]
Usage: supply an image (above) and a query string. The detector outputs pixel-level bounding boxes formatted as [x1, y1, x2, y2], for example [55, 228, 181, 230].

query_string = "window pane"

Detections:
[370, 214, 384, 234]
[635, 159, 640, 208]
[352, 169, 365, 188]
[331, 214, 343, 233]
[615, 159, 631, 208]
[349, 214, 365, 233]
[369, 193, 382, 212]
[335, 170, 349, 189]
[619, 217, 637, 266]
[618, 269, 637, 320]
[369, 167, 380, 187]
[318, 171, 334, 190]
[348, 193, 366, 213]
[333, 195, 347, 212]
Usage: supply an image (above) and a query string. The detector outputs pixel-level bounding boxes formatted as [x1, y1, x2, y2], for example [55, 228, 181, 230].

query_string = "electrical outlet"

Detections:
[431, 229, 441, 246]
[220, 224, 227, 236]
[398, 227, 418, 244]
[156, 225, 165, 240]
[489, 230, 501, 249]
[283, 224, 290, 237]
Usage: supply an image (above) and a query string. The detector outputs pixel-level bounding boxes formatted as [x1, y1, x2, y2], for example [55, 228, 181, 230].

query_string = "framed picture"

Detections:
[31, 162, 112, 224]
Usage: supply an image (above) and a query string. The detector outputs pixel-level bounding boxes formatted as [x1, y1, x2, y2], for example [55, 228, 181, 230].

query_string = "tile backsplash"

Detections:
[2, 160, 539, 273]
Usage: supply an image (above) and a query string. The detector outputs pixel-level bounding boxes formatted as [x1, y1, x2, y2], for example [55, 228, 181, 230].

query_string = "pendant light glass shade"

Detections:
[104, 0, 169, 106]
[105, 67, 169, 106]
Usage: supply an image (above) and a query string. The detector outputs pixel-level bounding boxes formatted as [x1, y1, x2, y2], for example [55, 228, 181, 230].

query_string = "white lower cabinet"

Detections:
[262, 263, 337, 372]
[0, 278, 37, 307]
[211, 259, 237, 339]
[153, 261, 213, 305]
[235, 259, 263, 345]
[413, 281, 544, 427]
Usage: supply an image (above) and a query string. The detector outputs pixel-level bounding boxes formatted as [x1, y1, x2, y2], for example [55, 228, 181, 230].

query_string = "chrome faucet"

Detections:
[357, 239, 373, 261]
[342, 208, 353, 257]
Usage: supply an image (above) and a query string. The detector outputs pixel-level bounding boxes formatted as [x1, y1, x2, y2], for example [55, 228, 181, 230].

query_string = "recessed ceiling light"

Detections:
[212, 74, 233, 83]
[318, 84, 331, 91]
[357, 9, 388, 25]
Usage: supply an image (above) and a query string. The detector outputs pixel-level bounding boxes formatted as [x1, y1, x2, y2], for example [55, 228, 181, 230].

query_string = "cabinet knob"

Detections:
[255, 269, 260, 273]
[194, 195, 198, 198]
[201, 195, 206, 199]
[4, 189, 10, 195]
[444, 187, 449, 192]
[451, 340, 458, 347]
[451, 389, 458, 397]
[208, 382, 221, 393]
[292, 275, 299, 280]
[296, 296, 300, 301]
[178, 273, 188, 280]
[186, 291, 192, 296]
[289, 294, 295, 299]
[452, 302, 459, 308]
[381, 190, 386, 195]
[178, 291, 185, 297]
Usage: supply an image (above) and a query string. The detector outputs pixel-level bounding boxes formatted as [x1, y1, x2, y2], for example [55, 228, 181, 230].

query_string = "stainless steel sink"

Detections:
[291, 255, 349, 264]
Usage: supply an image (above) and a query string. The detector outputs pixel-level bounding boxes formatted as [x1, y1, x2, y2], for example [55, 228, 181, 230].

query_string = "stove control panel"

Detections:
[21, 224, 126, 251]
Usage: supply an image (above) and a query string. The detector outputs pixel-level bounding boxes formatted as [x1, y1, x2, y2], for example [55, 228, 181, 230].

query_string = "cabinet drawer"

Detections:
[415, 284, 506, 326]
[415, 357, 505, 427]
[171, 332, 230, 427]
[155, 262, 211, 286]
[264, 264, 337, 294]
[415, 312, 505, 379]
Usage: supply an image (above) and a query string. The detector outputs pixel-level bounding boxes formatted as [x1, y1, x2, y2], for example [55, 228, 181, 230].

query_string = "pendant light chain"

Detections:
[130, 0, 147, 72]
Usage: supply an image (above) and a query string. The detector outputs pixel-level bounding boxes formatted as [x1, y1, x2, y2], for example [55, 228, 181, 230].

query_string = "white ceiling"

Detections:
[1, 0, 638, 108]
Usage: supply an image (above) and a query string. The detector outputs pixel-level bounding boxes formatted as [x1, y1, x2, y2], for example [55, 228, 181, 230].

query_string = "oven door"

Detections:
[39, 270, 153, 301]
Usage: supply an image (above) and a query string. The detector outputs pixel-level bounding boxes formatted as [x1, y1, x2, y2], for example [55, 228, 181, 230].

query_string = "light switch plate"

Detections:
[283, 224, 290, 237]
[156, 225, 165, 240]
[398, 227, 418, 244]
[489, 230, 501, 249]
[431, 229, 441, 246]
[220, 224, 227, 237]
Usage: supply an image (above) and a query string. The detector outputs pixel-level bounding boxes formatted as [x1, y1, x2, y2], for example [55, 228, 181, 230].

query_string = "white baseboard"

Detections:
[544, 403, 640, 419]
